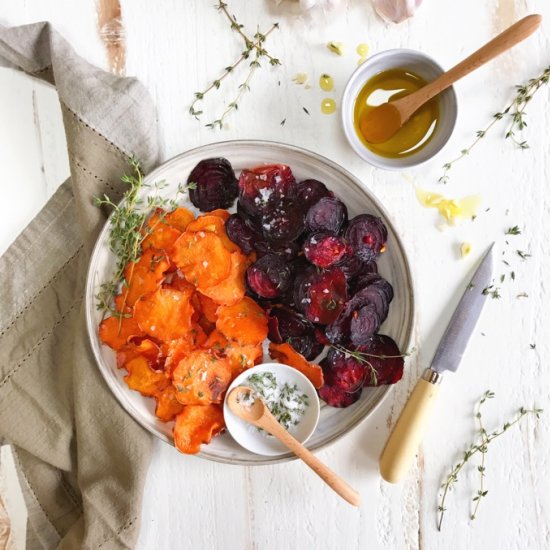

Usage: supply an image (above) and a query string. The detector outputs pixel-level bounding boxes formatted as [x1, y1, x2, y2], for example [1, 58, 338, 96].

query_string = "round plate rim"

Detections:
[85, 139, 415, 466]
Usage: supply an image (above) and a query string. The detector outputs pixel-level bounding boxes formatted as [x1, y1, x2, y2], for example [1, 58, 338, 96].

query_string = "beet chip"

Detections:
[188, 158, 238, 212]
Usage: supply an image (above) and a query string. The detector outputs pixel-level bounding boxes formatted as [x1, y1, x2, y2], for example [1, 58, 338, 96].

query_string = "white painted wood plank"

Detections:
[1, 0, 550, 548]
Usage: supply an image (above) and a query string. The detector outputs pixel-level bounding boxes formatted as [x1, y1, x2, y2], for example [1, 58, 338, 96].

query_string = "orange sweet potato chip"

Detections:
[173, 404, 225, 454]
[198, 251, 251, 305]
[216, 297, 268, 345]
[154, 385, 185, 422]
[204, 330, 229, 353]
[116, 339, 161, 370]
[124, 355, 170, 397]
[225, 342, 263, 376]
[165, 207, 194, 231]
[186, 214, 239, 253]
[172, 350, 232, 405]
[164, 271, 195, 293]
[195, 293, 219, 323]
[121, 248, 170, 307]
[142, 212, 182, 251]
[171, 231, 232, 288]
[134, 287, 195, 341]
[99, 315, 145, 351]
[268, 342, 324, 389]
[206, 209, 231, 221]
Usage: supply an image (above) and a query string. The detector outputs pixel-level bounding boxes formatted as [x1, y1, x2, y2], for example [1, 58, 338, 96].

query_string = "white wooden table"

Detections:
[1, 1, 549, 548]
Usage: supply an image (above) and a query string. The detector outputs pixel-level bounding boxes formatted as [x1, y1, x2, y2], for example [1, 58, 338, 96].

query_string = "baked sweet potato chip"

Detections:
[198, 251, 250, 305]
[124, 355, 170, 397]
[121, 248, 170, 307]
[171, 231, 232, 288]
[216, 297, 268, 345]
[196, 293, 219, 324]
[186, 214, 239, 253]
[154, 385, 185, 422]
[225, 342, 263, 376]
[99, 315, 144, 351]
[206, 209, 231, 222]
[173, 404, 225, 455]
[269, 342, 324, 389]
[165, 207, 194, 232]
[134, 287, 195, 341]
[116, 339, 161, 370]
[172, 350, 231, 405]
[204, 330, 229, 353]
[142, 212, 182, 251]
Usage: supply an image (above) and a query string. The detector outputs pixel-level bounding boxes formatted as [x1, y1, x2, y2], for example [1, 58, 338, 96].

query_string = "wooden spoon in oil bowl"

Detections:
[227, 386, 361, 507]
[361, 14, 542, 144]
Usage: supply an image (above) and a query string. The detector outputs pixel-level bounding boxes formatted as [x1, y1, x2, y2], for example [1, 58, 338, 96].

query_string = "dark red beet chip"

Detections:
[294, 267, 348, 325]
[326, 281, 390, 344]
[267, 305, 315, 342]
[318, 379, 362, 408]
[323, 348, 367, 392]
[238, 164, 297, 219]
[361, 334, 404, 386]
[303, 233, 349, 268]
[246, 254, 292, 299]
[314, 328, 331, 346]
[295, 179, 333, 211]
[287, 335, 324, 361]
[188, 158, 238, 212]
[350, 304, 381, 345]
[255, 239, 300, 261]
[261, 198, 305, 243]
[305, 197, 348, 234]
[344, 214, 388, 262]
[225, 213, 261, 255]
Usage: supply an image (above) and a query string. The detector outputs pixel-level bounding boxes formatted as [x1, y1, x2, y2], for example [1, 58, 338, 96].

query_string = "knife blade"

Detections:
[430, 242, 494, 374]
[379, 243, 495, 483]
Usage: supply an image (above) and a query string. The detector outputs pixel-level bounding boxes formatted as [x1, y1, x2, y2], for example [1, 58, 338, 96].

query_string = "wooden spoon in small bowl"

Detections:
[361, 14, 542, 144]
[227, 386, 361, 507]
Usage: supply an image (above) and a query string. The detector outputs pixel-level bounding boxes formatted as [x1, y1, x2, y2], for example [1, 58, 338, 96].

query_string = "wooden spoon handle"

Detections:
[261, 417, 361, 507]
[398, 14, 542, 114]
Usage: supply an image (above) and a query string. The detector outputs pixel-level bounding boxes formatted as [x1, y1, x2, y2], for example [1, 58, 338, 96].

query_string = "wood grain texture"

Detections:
[96, 0, 126, 74]
[1, 0, 549, 549]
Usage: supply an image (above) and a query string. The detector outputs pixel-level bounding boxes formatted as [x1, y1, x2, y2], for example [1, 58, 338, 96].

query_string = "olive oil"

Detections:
[354, 68, 439, 158]
[321, 98, 336, 114]
[319, 74, 334, 92]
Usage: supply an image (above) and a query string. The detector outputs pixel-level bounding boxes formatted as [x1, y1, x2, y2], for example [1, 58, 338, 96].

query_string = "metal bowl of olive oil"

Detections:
[341, 49, 458, 170]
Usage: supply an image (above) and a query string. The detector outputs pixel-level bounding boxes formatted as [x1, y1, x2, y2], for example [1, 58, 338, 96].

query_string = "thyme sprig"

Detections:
[439, 64, 550, 183]
[189, 1, 280, 128]
[437, 390, 543, 531]
[93, 157, 187, 317]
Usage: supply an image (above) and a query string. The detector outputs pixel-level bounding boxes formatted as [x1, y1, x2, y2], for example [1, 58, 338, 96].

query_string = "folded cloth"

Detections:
[0, 22, 160, 549]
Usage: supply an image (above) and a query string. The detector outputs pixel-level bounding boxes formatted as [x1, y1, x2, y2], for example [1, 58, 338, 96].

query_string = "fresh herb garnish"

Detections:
[482, 285, 501, 299]
[437, 390, 543, 530]
[93, 157, 185, 317]
[189, 1, 280, 129]
[438, 64, 550, 183]
[516, 249, 531, 260]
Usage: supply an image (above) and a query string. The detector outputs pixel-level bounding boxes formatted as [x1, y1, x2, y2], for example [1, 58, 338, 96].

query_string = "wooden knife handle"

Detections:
[379, 370, 441, 484]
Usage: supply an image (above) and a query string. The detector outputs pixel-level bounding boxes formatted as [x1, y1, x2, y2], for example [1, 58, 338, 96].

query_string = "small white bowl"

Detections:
[341, 48, 458, 170]
[223, 363, 321, 456]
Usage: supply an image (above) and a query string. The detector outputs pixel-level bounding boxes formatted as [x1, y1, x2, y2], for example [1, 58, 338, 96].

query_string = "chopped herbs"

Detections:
[302, 106, 310, 115]
[516, 250, 531, 260]
[245, 372, 309, 431]
[482, 285, 501, 299]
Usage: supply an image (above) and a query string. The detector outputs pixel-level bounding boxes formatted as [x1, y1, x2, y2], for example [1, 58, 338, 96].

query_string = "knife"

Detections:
[379, 243, 494, 483]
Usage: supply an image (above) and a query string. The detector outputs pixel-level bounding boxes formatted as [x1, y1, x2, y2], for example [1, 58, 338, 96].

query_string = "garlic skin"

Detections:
[373, 0, 423, 23]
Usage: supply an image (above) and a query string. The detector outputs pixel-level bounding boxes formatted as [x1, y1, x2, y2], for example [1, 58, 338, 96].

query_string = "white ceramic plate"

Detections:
[223, 363, 321, 457]
[85, 140, 415, 465]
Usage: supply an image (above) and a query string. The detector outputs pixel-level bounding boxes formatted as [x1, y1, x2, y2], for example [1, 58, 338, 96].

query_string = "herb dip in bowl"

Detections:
[223, 363, 321, 456]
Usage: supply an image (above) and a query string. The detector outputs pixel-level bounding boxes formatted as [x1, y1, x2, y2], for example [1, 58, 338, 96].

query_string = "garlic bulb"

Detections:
[271, 0, 342, 15]
[373, 0, 423, 23]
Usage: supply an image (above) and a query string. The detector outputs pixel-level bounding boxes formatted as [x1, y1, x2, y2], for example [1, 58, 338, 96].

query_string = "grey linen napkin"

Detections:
[0, 22, 160, 549]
